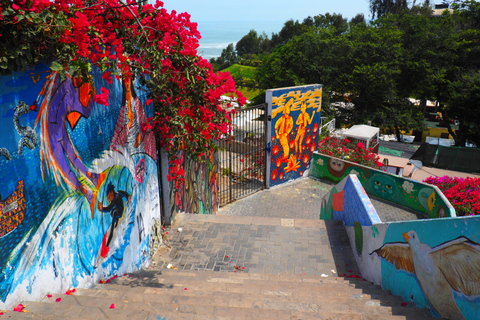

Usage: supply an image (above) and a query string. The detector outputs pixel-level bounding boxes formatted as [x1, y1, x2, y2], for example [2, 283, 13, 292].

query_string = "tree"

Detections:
[369, 0, 432, 18]
[210, 43, 237, 71]
[313, 13, 348, 35]
[236, 29, 260, 57]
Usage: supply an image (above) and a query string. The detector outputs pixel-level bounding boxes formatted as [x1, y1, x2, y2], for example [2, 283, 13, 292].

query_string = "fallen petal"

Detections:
[56, 298, 62, 302]
[13, 304, 25, 312]
[110, 304, 115, 309]
[47, 294, 53, 298]
[401, 302, 407, 306]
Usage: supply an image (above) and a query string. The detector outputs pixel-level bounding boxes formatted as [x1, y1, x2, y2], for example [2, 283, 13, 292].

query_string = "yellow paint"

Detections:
[428, 192, 436, 212]
[274, 99, 294, 159]
[295, 102, 315, 158]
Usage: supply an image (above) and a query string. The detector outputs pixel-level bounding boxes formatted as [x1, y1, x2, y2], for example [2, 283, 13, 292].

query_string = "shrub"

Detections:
[318, 136, 382, 169]
[424, 176, 480, 216]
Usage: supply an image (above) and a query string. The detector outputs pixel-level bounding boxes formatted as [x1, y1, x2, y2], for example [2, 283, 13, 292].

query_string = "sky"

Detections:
[161, 0, 373, 23]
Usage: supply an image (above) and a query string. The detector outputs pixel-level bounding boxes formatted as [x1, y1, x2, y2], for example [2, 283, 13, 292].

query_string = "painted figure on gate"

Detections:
[274, 99, 294, 160]
[295, 102, 315, 159]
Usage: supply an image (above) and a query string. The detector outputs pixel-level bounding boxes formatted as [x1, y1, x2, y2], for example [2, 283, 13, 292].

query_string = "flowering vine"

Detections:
[0, 0, 246, 181]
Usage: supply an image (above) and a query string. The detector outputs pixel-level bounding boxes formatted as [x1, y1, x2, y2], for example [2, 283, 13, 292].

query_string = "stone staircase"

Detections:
[6, 269, 435, 320]
[4, 211, 438, 319]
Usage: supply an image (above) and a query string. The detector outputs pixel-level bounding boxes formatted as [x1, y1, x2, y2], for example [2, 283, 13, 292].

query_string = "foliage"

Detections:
[424, 176, 480, 216]
[222, 64, 256, 79]
[318, 136, 382, 169]
[369, 0, 432, 19]
[235, 87, 262, 102]
[0, 0, 245, 181]
[253, 3, 480, 147]
[209, 43, 237, 71]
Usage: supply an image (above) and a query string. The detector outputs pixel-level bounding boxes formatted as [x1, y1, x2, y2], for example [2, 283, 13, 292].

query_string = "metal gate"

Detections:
[217, 103, 268, 206]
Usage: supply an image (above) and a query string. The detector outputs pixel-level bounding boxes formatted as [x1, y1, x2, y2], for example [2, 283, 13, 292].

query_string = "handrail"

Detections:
[320, 118, 336, 135]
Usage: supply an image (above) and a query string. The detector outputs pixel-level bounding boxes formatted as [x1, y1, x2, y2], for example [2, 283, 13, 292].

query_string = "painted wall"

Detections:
[0, 65, 161, 308]
[322, 175, 480, 320]
[169, 149, 218, 218]
[353, 217, 480, 320]
[320, 174, 381, 227]
[312, 152, 455, 219]
[267, 85, 322, 187]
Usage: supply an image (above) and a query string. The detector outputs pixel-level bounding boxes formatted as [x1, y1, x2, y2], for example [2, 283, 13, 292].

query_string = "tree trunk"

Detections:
[394, 123, 402, 143]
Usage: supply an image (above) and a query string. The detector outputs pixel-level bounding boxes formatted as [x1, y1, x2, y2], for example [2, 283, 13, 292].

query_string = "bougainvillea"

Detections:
[318, 136, 382, 168]
[423, 176, 480, 216]
[0, 0, 245, 181]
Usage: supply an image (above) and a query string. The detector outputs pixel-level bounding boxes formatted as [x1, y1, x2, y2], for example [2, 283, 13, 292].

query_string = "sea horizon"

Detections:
[195, 20, 286, 60]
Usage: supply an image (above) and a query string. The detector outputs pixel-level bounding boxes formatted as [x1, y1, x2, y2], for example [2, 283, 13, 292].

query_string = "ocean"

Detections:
[195, 20, 285, 60]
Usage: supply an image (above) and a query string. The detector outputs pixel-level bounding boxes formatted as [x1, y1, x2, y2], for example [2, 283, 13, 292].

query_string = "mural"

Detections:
[312, 153, 455, 219]
[267, 85, 322, 187]
[0, 65, 161, 308]
[170, 149, 218, 217]
[321, 175, 480, 320]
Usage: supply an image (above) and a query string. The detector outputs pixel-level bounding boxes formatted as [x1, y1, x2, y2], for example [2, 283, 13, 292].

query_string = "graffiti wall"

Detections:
[312, 152, 455, 218]
[267, 85, 322, 187]
[322, 175, 480, 320]
[0, 65, 161, 308]
[170, 149, 218, 217]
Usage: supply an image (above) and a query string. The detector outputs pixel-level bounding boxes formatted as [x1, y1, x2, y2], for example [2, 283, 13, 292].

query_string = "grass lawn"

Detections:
[237, 86, 262, 101]
[223, 64, 256, 79]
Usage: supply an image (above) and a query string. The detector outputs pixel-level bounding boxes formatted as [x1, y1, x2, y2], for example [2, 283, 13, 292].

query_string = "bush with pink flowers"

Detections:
[318, 136, 382, 169]
[423, 176, 480, 216]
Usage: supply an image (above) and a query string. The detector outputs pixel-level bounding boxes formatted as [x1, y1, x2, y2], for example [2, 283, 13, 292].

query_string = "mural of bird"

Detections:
[371, 230, 480, 320]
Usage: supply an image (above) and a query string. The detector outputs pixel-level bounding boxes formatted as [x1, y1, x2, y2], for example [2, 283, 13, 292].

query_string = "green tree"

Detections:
[313, 13, 348, 35]
[236, 29, 260, 57]
[210, 43, 237, 71]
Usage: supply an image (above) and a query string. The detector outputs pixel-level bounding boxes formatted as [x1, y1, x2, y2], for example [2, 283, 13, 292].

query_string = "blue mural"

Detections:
[0, 65, 161, 307]
[267, 85, 322, 186]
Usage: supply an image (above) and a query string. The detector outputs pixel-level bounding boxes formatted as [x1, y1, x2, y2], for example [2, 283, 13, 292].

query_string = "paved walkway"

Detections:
[152, 177, 424, 278]
[152, 214, 359, 277]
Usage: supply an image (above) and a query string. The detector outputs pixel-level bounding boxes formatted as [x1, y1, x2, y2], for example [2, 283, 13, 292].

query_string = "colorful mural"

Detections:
[322, 175, 480, 320]
[312, 153, 455, 219]
[170, 149, 218, 217]
[267, 85, 322, 187]
[0, 65, 161, 308]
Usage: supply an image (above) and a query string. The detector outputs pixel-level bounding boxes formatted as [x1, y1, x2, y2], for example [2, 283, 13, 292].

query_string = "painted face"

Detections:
[372, 174, 396, 198]
[107, 191, 115, 203]
[329, 159, 345, 172]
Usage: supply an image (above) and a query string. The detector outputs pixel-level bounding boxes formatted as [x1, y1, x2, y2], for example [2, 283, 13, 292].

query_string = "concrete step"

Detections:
[7, 269, 435, 320]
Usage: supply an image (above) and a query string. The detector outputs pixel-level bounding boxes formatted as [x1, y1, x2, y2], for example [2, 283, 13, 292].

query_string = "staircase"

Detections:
[4, 213, 436, 319]
[5, 269, 434, 319]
